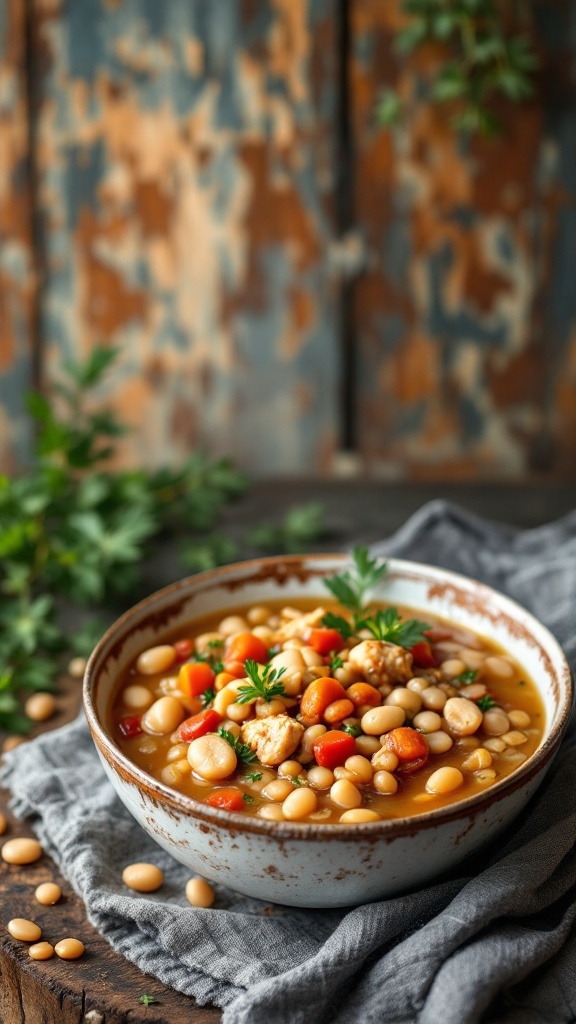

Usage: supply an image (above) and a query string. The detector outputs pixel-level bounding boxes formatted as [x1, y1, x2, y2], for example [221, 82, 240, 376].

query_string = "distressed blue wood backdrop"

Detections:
[1, 0, 575, 479]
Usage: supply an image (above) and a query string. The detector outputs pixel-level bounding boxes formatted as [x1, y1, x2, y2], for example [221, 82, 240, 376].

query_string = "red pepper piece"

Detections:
[118, 715, 143, 739]
[308, 628, 346, 656]
[409, 641, 438, 668]
[177, 708, 222, 743]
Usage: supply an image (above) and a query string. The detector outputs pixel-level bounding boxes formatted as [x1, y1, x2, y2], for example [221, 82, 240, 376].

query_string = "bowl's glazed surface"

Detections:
[83, 556, 572, 907]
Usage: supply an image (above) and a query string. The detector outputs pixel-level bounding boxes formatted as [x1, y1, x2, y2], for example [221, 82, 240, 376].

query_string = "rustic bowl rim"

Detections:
[83, 554, 573, 842]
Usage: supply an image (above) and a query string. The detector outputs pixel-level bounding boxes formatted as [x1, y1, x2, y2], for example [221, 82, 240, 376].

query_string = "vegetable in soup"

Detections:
[111, 600, 544, 824]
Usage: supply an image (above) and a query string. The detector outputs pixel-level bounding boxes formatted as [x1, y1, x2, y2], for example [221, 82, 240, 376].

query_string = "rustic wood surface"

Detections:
[1, 481, 576, 1024]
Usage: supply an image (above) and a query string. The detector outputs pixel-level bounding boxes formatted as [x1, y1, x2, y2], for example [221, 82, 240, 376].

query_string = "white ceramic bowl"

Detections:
[83, 555, 572, 908]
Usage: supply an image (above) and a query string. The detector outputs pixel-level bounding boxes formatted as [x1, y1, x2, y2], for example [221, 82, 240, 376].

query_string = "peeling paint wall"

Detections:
[0, 0, 36, 471]
[1, 0, 575, 480]
[350, 0, 576, 480]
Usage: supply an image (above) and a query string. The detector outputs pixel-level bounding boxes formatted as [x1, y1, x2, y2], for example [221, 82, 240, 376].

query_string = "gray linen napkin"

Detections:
[3, 500, 576, 1024]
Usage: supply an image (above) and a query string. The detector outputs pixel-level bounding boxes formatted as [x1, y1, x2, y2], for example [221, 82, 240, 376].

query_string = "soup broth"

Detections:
[111, 598, 544, 824]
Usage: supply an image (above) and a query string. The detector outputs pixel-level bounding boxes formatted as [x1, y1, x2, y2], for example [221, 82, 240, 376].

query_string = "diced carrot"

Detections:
[409, 641, 437, 668]
[346, 683, 381, 709]
[215, 670, 236, 691]
[174, 639, 194, 663]
[178, 661, 216, 698]
[206, 788, 245, 812]
[308, 628, 346, 656]
[224, 632, 269, 669]
[385, 727, 429, 772]
[312, 731, 356, 770]
[177, 708, 222, 742]
[300, 677, 347, 722]
[323, 699, 355, 724]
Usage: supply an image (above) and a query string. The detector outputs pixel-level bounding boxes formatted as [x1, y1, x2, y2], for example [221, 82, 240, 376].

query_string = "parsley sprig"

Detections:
[457, 669, 478, 686]
[236, 659, 286, 704]
[323, 546, 388, 620]
[356, 607, 431, 649]
[321, 612, 353, 639]
[476, 695, 496, 712]
[216, 726, 257, 765]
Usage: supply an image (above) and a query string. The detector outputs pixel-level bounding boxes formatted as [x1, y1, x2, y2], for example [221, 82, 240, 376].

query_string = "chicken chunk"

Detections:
[274, 607, 328, 643]
[241, 715, 305, 766]
[348, 640, 414, 688]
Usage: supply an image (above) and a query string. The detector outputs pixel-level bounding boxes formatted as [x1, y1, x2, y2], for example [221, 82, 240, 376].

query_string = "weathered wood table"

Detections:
[2, 481, 575, 1024]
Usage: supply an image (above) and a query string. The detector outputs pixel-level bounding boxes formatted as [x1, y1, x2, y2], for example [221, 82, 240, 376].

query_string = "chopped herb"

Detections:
[330, 654, 344, 672]
[242, 793, 255, 804]
[356, 607, 431, 648]
[139, 994, 157, 1007]
[518, 679, 526, 686]
[217, 726, 257, 765]
[321, 612, 353, 639]
[341, 722, 362, 738]
[457, 669, 478, 685]
[201, 687, 216, 708]
[291, 776, 305, 787]
[211, 660, 224, 675]
[244, 770, 263, 783]
[323, 546, 388, 619]
[236, 659, 286, 704]
[476, 695, 496, 712]
[207, 638, 224, 649]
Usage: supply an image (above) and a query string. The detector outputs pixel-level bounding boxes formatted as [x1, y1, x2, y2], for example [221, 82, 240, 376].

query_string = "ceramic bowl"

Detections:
[83, 555, 572, 908]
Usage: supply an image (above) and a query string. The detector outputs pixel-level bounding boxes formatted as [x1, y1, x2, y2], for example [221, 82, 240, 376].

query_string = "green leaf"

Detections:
[321, 613, 353, 639]
[476, 695, 496, 712]
[356, 607, 430, 648]
[216, 726, 257, 765]
[236, 660, 286, 704]
[63, 345, 119, 389]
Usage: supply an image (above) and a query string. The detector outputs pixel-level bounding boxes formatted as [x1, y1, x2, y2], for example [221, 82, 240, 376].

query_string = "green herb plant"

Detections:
[248, 502, 325, 554]
[378, 0, 539, 137]
[0, 347, 246, 734]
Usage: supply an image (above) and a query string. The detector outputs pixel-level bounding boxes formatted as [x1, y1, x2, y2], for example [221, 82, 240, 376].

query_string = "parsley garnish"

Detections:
[207, 638, 224, 650]
[323, 546, 388, 619]
[341, 722, 362, 738]
[236, 659, 286, 704]
[518, 679, 526, 686]
[330, 654, 344, 672]
[242, 793, 255, 804]
[356, 607, 430, 648]
[457, 669, 478, 685]
[140, 994, 157, 1007]
[476, 695, 496, 712]
[201, 687, 216, 708]
[217, 726, 257, 765]
[321, 612, 353, 639]
[244, 770, 263, 783]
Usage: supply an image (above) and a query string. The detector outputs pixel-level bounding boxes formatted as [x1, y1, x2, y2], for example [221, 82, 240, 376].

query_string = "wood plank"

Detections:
[348, 0, 576, 480]
[28, 0, 340, 476]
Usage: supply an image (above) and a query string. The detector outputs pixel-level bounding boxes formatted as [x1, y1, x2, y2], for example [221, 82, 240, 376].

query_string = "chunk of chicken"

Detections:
[241, 715, 305, 766]
[274, 607, 328, 643]
[348, 640, 414, 688]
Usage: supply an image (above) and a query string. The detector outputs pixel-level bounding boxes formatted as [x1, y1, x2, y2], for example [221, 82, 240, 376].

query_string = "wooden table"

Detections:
[2, 481, 575, 1024]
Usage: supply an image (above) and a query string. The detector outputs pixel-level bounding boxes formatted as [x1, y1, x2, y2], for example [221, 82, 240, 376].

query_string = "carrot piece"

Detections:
[300, 677, 348, 722]
[215, 671, 236, 691]
[409, 641, 437, 668]
[313, 731, 356, 770]
[206, 788, 245, 812]
[177, 708, 222, 742]
[178, 661, 216, 698]
[385, 727, 429, 772]
[346, 683, 381, 709]
[308, 628, 346, 656]
[323, 699, 355, 724]
[224, 632, 269, 668]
